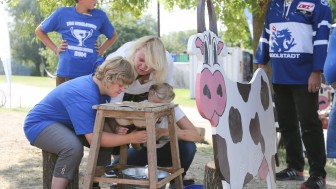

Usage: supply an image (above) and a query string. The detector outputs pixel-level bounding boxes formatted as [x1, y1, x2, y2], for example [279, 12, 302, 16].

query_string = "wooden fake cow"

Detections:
[187, 0, 277, 188]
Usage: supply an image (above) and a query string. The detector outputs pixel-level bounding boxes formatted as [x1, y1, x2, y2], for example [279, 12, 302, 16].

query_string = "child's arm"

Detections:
[98, 32, 118, 56]
[35, 25, 67, 55]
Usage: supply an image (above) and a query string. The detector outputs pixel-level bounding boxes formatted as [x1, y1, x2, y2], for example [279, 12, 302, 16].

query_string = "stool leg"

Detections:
[168, 108, 183, 188]
[146, 112, 159, 189]
[83, 110, 105, 188]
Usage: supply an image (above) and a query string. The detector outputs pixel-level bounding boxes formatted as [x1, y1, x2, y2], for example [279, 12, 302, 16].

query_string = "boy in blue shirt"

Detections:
[35, 0, 117, 86]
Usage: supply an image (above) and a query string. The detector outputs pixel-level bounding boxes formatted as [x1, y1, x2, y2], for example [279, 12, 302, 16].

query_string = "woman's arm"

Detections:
[156, 116, 201, 142]
[175, 116, 201, 142]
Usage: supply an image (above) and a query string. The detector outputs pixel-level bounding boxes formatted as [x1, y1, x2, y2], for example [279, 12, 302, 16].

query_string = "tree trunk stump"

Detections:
[203, 160, 223, 189]
[42, 150, 79, 189]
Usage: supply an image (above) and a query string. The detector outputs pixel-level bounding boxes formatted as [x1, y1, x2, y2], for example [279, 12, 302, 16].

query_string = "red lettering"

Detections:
[298, 4, 314, 9]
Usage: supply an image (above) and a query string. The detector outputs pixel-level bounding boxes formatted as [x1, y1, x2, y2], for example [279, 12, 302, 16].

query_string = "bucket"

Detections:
[121, 167, 170, 189]
[184, 184, 204, 189]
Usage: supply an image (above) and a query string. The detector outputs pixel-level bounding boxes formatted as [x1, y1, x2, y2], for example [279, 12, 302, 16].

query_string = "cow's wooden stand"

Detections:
[83, 102, 183, 189]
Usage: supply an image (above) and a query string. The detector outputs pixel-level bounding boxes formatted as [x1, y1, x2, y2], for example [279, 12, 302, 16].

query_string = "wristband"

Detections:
[53, 47, 58, 55]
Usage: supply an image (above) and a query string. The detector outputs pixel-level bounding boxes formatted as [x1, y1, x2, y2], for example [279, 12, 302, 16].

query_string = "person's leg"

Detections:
[327, 92, 336, 158]
[112, 146, 149, 166]
[33, 123, 83, 189]
[156, 141, 196, 178]
[273, 84, 305, 172]
[293, 85, 326, 177]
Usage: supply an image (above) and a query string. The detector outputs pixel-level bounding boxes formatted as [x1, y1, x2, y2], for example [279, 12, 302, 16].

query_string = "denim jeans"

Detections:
[273, 84, 326, 177]
[113, 140, 197, 178]
[327, 92, 336, 158]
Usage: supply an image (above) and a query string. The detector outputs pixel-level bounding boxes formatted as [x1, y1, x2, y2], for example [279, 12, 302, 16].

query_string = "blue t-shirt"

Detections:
[324, 28, 336, 84]
[254, 0, 332, 84]
[23, 75, 110, 143]
[41, 6, 115, 78]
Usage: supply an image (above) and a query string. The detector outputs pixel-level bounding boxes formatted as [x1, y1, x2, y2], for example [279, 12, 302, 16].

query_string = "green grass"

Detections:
[0, 75, 197, 108]
[173, 88, 197, 108]
[0, 75, 55, 89]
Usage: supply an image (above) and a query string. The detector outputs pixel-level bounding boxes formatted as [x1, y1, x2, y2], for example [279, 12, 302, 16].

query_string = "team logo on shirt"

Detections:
[295, 2, 315, 15]
[270, 26, 299, 58]
[320, 0, 329, 6]
[66, 21, 97, 58]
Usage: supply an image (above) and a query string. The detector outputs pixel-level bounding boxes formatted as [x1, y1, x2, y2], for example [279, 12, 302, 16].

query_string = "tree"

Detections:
[106, 14, 156, 54]
[161, 30, 197, 53]
[8, 0, 45, 76]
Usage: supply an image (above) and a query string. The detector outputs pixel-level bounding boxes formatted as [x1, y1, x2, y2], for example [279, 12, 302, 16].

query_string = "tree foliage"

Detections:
[161, 30, 197, 53]
[7, 0, 260, 49]
[7, 0, 45, 76]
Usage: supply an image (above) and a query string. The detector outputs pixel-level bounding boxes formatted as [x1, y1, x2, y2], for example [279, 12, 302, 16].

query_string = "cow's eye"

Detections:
[217, 84, 222, 97]
[203, 85, 211, 99]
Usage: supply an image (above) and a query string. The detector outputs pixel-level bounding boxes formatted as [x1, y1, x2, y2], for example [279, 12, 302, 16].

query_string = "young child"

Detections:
[35, 0, 117, 86]
[110, 83, 200, 186]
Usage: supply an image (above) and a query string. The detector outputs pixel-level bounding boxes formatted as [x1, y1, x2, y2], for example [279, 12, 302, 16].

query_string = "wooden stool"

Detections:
[83, 102, 184, 189]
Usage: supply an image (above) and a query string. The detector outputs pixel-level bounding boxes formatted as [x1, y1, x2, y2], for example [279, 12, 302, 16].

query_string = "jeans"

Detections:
[113, 140, 197, 178]
[273, 84, 326, 177]
[327, 92, 336, 158]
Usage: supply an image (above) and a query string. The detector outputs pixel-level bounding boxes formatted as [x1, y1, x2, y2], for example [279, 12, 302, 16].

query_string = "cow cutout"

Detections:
[187, 0, 277, 188]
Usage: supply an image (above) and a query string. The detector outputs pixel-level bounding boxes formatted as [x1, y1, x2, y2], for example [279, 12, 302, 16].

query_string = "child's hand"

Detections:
[57, 40, 68, 55]
[116, 126, 128, 135]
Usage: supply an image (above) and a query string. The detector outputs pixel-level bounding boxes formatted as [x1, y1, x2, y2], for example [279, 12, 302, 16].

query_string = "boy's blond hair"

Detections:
[95, 56, 135, 85]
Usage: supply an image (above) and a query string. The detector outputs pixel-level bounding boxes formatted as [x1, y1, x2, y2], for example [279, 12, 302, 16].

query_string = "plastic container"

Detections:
[184, 184, 204, 189]
[121, 167, 170, 189]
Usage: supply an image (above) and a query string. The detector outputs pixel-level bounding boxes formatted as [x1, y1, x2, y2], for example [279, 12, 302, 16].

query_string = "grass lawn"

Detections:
[0, 75, 197, 108]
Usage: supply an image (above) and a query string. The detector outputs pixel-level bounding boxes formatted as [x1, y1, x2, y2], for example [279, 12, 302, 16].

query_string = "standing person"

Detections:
[254, 0, 332, 188]
[110, 83, 200, 187]
[106, 35, 174, 103]
[23, 57, 147, 189]
[36, 0, 117, 86]
[323, 28, 336, 159]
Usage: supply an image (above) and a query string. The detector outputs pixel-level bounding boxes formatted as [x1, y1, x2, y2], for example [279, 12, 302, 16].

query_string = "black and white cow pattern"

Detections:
[188, 30, 277, 188]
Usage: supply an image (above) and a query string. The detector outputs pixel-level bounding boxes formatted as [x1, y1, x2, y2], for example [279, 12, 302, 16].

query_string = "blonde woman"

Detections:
[23, 57, 146, 189]
[106, 35, 174, 102]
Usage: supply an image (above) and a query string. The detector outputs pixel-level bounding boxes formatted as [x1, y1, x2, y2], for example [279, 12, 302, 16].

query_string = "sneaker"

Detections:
[276, 168, 304, 181]
[104, 170, 116, 178]
[109, 184, 117, 189]
[301, 176, 326, 189]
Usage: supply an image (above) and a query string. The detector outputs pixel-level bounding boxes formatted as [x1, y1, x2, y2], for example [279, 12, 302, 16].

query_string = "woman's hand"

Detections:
[156, 128, 168, 140]
[129, 130, 147, 143]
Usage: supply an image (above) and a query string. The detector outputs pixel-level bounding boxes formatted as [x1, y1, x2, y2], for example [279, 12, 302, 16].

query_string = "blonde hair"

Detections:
[129, 36, 168, 83]
[95, 56, 135, 85]
[149, 83, 175, 102]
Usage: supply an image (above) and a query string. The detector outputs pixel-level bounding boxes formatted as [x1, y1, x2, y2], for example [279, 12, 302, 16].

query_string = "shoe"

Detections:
[301, 176, 326, 189]
[183, 178, 195, 186]
[104, 170, 116, 178]
[276, 168, 304, 181]
[109, 184, 117, 189]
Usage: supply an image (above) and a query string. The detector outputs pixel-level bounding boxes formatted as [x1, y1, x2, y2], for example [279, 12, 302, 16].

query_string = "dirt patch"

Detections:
[0, 110, 335, 189]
